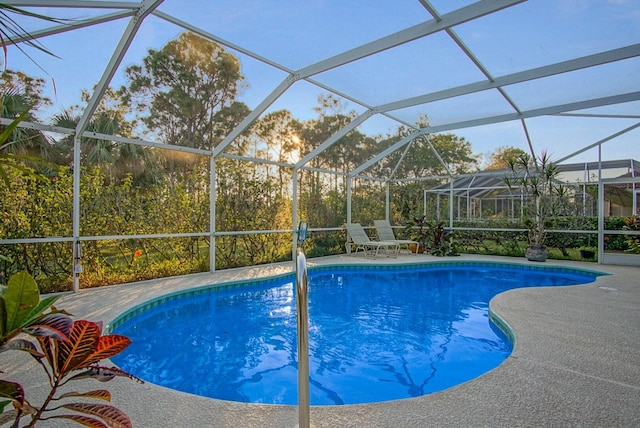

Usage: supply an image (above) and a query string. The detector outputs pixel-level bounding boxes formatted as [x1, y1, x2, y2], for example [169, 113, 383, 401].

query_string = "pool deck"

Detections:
[2, 254, 639, 427]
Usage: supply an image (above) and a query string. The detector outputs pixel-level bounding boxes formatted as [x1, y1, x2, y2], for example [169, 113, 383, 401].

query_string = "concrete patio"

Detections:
[1, 254, 639, 427]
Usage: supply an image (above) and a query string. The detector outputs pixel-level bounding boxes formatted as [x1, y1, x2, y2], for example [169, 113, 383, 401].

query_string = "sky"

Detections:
[5, 0, 640, 169]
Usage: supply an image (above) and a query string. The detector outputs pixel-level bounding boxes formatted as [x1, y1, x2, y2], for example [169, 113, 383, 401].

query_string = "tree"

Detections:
[504, 151, 568, 261]
[377, 115, 478, 179]
[390, 133, 478, 179]
[120, 32, 245, 151]
[485, 146, 527, 170]
[0, 70, 51, 114]
[254, 110, 302, 193]
[0, 70, 52, 160]
[296, 95, 371, 228]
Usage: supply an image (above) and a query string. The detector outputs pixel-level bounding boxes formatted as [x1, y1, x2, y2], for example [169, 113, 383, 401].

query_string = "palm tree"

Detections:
[51, 108, 160, 185]
[0, 92, 55, 187]
[0, 89, 52, 158]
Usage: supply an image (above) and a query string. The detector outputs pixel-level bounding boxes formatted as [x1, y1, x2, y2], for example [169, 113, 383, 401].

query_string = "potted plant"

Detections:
[505, 151, 567, 262]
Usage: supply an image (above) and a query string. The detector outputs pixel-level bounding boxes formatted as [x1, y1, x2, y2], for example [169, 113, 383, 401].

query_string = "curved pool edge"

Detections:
[488, 308, 516, 348]
[105, 258, 607, 407]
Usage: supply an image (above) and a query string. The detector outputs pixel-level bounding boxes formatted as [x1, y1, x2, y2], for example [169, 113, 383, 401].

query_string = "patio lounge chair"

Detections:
[345, 223, 400, 259]
[373, 219, 418, 255]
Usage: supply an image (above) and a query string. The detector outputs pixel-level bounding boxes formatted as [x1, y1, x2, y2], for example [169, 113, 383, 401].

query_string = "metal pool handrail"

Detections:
[296, 245, 310, 428]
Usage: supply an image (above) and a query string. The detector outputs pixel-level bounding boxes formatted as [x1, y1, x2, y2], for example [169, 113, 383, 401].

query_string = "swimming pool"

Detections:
[110, 262, 602, 405]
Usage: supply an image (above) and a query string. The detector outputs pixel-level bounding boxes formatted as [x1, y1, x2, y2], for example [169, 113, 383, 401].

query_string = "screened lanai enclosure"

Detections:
[1, 0, 639, 293]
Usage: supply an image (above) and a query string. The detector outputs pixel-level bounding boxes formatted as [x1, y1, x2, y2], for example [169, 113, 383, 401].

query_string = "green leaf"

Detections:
[0, 108, 30, 147]
[4, 271, 40, 332]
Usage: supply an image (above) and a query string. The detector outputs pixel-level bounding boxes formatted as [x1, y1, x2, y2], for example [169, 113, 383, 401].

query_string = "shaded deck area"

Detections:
[2, 255, 639, 427]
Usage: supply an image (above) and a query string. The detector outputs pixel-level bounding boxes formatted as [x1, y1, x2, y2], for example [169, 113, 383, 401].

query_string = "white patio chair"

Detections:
[345, 223, 400, 259]
[374, 219, 418, 255]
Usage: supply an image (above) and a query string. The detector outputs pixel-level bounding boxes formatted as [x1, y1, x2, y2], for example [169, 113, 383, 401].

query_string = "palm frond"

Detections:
[0, 4, 67, 60]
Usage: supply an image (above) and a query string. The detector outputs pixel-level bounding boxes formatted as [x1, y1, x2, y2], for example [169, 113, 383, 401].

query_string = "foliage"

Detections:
[0, 271, 137, 427]
[0, 73, 59, 188]
[457, 215, 640, 258]
[604, 217, 630, 251]
[383, 130, 479, 179]
[504, 151, 568, 247]
[404, 216, 458, 256]
[0, 165, 72, 289]
[623, 215, 640, 254]
[0, 102, 54, 189]
[304, 231, 344, 258]
[0, 71, 51, 114]
[404, 216, 431, 248]
[485, 146, 527, 170]
[543, 216, 595, 257]
[50, 87, 161, 186]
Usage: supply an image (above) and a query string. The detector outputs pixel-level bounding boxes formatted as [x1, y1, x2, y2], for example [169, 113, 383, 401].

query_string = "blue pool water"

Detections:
[110, 262, 601, 405]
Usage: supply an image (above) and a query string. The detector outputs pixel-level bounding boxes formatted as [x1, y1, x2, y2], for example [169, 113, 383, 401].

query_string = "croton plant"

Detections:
[0, 271, 139, 427]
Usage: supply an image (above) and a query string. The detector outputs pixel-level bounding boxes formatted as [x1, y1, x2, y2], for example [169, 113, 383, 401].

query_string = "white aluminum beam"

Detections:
[210, 157, 216, 272]
[350, 130, 453, 179]
[154, 10, 291, 75]
[554, 113, 640, 119]
[71, 0, 163, 292]
[76, 0, 163, 136]
[155, 9, 421, 136]
[376, 44, 640, 113]
[208, 1, 524, 162]
[0, 118, 213, 155]
[6, 1, 138, 7]
[210, 1, 523, 160]
[422, 91, 640, 134]
[388, 140, 415, 181]
[296, 0, 524, 78]
[520, 119, 536, 159]
[421, 0, 525, 118]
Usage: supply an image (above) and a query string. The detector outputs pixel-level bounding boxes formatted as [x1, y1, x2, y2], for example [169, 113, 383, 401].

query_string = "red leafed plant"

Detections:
[0, 271, 141, 427]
